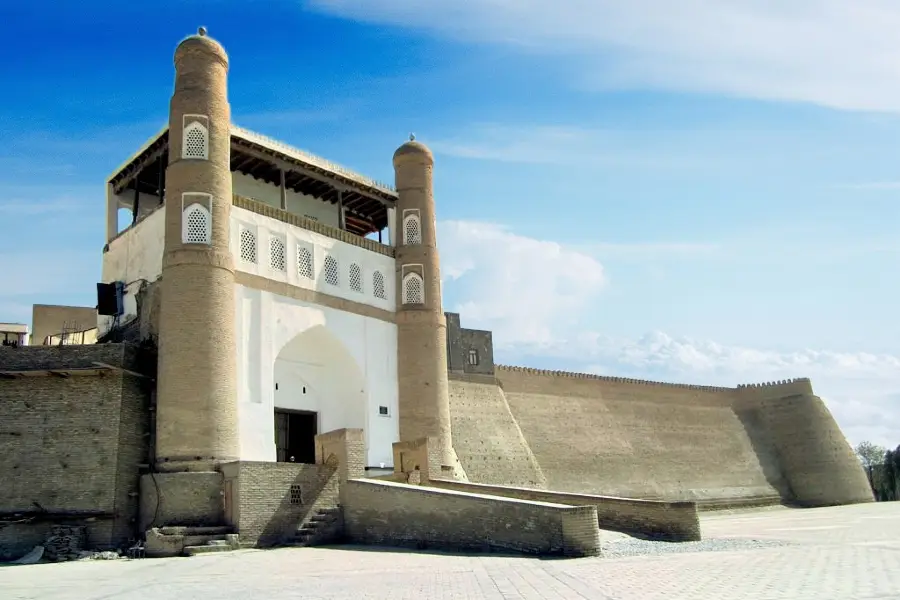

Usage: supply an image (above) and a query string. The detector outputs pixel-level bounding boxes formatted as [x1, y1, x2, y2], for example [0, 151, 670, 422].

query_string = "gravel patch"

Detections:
[601, 536, 793, 558]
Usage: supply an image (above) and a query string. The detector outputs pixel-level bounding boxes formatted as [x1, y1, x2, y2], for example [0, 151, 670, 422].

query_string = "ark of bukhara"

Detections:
[0, 29, 874, 560]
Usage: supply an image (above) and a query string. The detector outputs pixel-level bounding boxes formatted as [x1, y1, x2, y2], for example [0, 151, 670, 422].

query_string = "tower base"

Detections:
[139, 471, 225, 532]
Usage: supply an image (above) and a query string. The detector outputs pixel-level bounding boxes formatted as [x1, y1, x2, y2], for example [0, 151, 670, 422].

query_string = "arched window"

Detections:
[182, 121, 209, 160]
[403, 213, 422, 245]
[182, 203, 211, 244]
[349, 263, 363, 293]
[297, 246, 314, 280]
[372, 271, 386, 300]
[402, 273, 424, 305]
[239, 228, 257, 263]
[324, 255, 339, 286]
[270, 237, 286, 272]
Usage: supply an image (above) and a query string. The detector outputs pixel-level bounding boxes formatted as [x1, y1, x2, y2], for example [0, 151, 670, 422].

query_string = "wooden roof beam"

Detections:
[232, 141, 394, 208]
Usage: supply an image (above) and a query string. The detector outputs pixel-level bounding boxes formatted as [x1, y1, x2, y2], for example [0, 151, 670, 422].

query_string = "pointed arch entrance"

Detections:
[272, 325, 367, 463]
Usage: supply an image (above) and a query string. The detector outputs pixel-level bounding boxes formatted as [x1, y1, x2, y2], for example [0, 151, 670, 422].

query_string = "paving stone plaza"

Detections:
[3, 502, 899, 600]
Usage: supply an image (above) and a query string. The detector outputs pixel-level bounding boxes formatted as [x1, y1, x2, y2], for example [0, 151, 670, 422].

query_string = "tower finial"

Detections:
[409, 133, 416, 141]
[198, 26, 207, 36]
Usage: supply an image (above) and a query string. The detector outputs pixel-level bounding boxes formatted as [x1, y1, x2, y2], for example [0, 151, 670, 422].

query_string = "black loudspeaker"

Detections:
[97, 282, 124, 316]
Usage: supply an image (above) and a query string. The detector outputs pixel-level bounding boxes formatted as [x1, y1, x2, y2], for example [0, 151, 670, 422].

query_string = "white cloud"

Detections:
[437, 219, 899, 448]
[307, 0, 900, 112]
[438, 220, 606, 346]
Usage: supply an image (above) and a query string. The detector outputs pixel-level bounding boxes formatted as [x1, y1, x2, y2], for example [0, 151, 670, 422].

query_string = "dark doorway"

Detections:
[274, 409, 317, 464]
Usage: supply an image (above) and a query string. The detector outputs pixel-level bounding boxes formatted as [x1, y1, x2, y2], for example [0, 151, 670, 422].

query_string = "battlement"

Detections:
[495, 365, 815, 395]
[495, 365, 733, 392]
[736, 377, 811, 389]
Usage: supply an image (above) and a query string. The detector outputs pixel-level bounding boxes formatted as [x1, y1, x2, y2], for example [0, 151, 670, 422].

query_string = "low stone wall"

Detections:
[220, 461, 340, 547]
[341, 479, 600, 557]
[427, 479, 701, 542]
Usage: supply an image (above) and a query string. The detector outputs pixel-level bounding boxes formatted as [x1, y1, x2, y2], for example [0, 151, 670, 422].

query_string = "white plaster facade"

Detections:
[235, 285, 399, 468]
[101, 196, 400, 468]
[100, 206, 166, 334]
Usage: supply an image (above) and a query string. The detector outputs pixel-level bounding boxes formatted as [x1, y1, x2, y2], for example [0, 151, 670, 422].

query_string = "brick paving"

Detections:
[2, 502, 899, 600]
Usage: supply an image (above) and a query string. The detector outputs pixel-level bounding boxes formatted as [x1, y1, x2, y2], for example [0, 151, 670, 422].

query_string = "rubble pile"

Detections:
[42, 525, 87, 562]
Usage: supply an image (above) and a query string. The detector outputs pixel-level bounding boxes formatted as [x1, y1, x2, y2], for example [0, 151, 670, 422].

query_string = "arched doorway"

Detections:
[272, 325, 367, 464]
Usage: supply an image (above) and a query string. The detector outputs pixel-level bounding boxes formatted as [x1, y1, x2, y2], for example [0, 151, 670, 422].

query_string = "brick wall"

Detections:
[740, 392, 874, 507]
[341, 478, 600, 557]
[448, 381, 546, 488]
[315, 428, 365, 482]
[0, 344, 150, 558]
[491, 371, 785, 501]
[392, 437, 442, 482]
[427, 479, 701, 541]
[220, 461, 340, 547]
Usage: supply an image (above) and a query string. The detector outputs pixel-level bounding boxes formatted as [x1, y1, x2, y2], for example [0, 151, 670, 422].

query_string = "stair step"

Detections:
[184, 544, 237, 556]
[158, 526, 232, 536]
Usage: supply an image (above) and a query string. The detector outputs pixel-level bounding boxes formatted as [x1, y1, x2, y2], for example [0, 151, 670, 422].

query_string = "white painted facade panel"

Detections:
[99, 206, 166, 334]
[234, 284, 400, 468]
[230, 207, 396, 313]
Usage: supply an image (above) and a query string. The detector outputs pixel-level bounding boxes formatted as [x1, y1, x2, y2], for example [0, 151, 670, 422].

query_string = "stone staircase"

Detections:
[290, 506, 344, 547]
[145, 526, 241, 558]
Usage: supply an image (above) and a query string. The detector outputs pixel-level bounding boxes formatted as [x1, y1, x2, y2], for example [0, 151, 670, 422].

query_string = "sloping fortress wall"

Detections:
[448, 368, 873, 507]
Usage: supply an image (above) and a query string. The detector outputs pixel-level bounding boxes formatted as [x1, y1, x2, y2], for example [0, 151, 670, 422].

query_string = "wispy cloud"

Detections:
[308, 0, 900, 112]
[428, 124, 713, 169]
[834, 181, 900, 191]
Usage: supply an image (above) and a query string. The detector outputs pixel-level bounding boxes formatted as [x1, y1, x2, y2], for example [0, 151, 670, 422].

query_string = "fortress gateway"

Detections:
[0, 30, 874, 559]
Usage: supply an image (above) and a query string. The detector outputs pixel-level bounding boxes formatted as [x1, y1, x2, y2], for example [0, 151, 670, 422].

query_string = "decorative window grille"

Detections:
[182, 121, 209, 160]
[324, 255, 339, 286]
[239, 228, 257, 264]
[270, 237, 286, 272]
[373, 271, 386, 300]
[402, 273, 424, 305]
[297, 246, 314, 280]
[289, 484, 303, 505]
[181, 203, 211, 244]
[468, 349, 479, 366]
[403, 214, 422, 245]
[349, 263, 363, 293]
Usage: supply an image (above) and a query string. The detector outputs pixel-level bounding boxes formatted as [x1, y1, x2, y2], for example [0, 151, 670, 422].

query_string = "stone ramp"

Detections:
[449, 380, 546, 488]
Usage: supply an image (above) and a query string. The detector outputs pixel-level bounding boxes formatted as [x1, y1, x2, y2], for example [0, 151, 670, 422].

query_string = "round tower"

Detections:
[155, 28, 239, 472]
[393, 136, 466, 480]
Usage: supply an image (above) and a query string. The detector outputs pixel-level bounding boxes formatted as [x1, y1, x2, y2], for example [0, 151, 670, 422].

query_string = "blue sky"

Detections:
[2, 0, 899, 447]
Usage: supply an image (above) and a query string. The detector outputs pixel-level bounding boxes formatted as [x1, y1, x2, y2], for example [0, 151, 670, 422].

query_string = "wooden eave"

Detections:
[108, 126, 398, 237]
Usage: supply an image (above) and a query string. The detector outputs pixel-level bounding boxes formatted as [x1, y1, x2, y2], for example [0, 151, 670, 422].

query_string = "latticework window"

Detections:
[324, 255, 339, 286]
[270, 237, 286, 272]
[402, 273, 424, 305]
[403, 215, 422, 245]
[349, 263, 363, 293]
[297, 246, 314, 280]
[182, 204, 211, 244]
[239, 228, 257, 263]
[373, 271, 386, 300]
[182, 122, 208, 160]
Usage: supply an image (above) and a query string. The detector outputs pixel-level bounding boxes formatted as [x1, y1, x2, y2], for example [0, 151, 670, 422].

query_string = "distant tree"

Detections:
[855, 441, 888, 499]
[855, 441, 888, 468]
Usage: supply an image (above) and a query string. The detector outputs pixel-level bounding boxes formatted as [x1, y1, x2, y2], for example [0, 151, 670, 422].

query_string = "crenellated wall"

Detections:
[447, 365, 871, 507]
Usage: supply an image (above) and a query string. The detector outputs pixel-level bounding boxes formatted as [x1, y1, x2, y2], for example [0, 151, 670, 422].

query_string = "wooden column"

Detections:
[337, 189, 346, 230]
[279, 169, 287, 210]
[105, 183, 118, 243]
[157, 153, 165, 206]
[131, 183, 141, 225]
